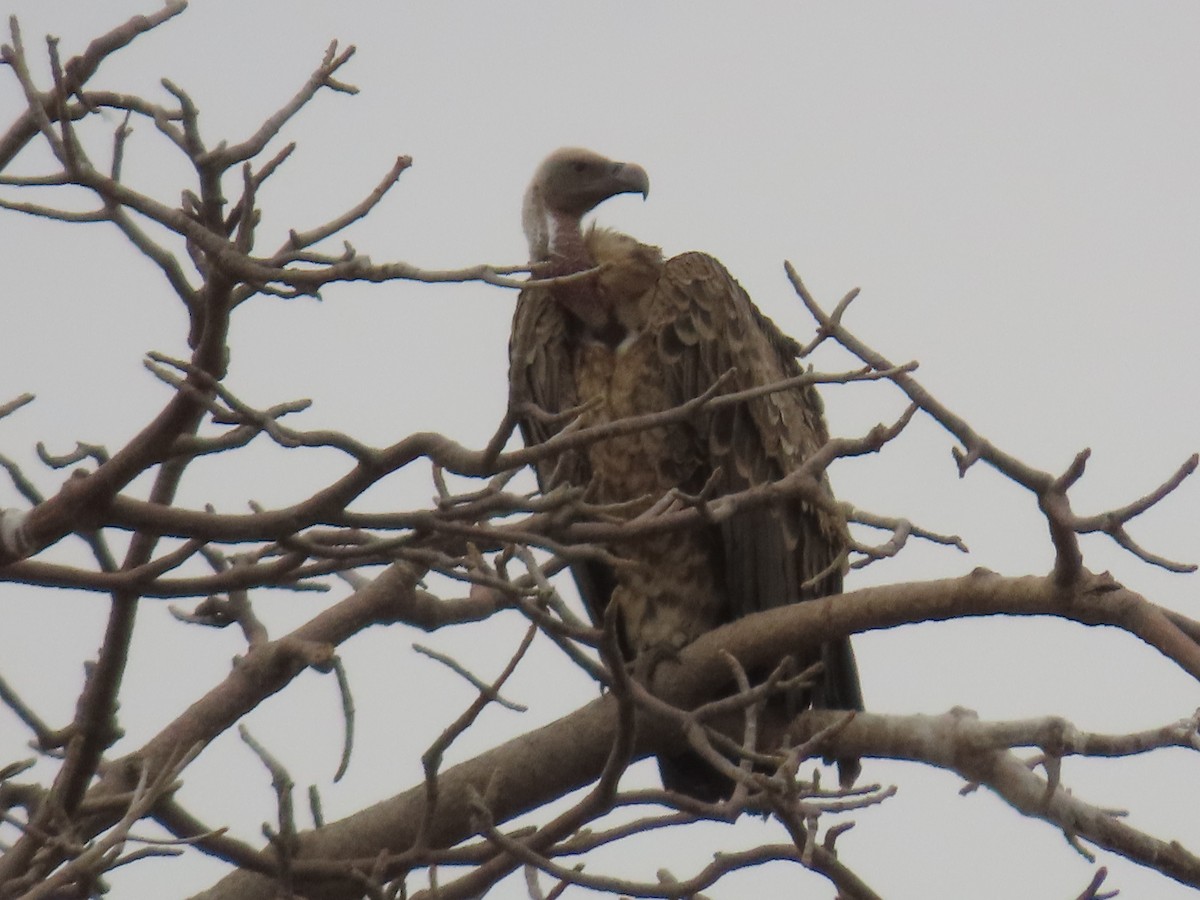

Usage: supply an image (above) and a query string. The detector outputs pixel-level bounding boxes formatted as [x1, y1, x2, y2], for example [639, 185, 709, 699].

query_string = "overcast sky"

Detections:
[2, 2, 1198, 898]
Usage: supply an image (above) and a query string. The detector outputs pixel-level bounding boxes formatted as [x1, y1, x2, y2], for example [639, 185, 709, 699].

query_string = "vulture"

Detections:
[508, 147, 862, 798]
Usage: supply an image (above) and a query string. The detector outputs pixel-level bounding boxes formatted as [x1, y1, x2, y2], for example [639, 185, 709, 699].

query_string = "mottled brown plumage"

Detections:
[509, 148, 862, 797]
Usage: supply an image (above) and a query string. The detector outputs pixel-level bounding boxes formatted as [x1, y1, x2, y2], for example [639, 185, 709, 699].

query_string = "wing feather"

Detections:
[509, 287, 618, 624]
[509, 286, 585, 488]
[649, 252, 862, 714]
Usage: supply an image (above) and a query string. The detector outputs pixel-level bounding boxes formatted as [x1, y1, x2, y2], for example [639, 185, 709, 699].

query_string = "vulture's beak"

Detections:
[611, 162, 650, 200]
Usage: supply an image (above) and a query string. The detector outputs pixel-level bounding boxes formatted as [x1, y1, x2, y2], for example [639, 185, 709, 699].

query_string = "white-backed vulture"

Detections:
[509, 148, 862, 798]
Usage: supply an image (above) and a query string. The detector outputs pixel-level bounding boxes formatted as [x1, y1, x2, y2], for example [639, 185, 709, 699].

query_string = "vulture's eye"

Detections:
[571, 161, 588, 173]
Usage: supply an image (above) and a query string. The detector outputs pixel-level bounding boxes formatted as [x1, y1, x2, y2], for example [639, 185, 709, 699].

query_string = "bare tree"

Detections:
[1, 6, 1197, 899]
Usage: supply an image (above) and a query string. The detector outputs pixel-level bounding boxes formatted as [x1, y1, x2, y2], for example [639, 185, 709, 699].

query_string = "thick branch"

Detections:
[191, 569, 1200, 899]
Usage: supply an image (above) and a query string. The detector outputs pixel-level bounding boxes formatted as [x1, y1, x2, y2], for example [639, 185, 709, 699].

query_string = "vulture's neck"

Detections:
[523, 182, 593, 270]
[524, 196, 661, 345]
[545, 211, 591, 272]
[525, 199, 614, 334]
[552, 220, 616, 335]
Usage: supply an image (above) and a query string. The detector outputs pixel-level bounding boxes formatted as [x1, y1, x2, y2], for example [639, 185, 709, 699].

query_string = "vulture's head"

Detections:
[522, 148, 649, 262]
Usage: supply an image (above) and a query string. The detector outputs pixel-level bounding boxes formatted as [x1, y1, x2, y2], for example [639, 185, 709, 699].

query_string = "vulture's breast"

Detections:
[574, 332, 727, 651]
[574, 334, 700, 508]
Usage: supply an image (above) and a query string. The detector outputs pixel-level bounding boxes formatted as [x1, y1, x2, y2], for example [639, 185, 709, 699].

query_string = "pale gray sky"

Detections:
[2, 2, 1198, 897]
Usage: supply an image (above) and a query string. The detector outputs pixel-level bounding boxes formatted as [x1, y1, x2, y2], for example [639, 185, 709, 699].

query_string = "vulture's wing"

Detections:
[509, 284, 577, 478]
[651, 252, 863, 715]
[508, 285, 617, 622]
